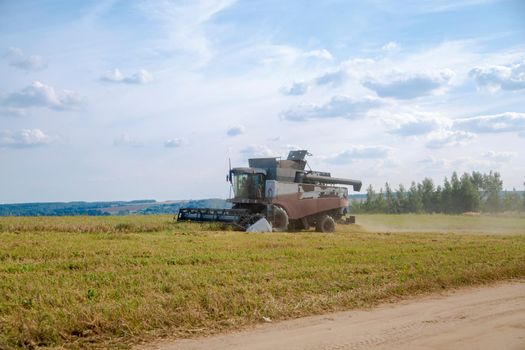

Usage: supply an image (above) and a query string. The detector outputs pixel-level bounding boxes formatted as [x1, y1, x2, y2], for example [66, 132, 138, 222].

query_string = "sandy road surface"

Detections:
[142, 281, 525, 350]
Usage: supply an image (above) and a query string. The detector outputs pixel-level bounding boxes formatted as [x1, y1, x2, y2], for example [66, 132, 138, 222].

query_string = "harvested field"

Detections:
[0, 214, 524, 349]
[356, 213, 525, 235]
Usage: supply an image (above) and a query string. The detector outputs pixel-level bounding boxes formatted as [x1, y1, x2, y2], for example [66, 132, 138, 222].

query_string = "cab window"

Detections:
[233, 173, 265, 199]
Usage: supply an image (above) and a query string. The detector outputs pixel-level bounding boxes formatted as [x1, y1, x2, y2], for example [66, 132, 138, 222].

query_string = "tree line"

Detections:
[351, 171, 525, 214]
[0, 199, 230, 216]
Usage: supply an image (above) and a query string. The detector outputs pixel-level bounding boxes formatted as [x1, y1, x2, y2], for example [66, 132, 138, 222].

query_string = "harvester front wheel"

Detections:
[316, 215, 336, 233]
[270, 206, 289, 232]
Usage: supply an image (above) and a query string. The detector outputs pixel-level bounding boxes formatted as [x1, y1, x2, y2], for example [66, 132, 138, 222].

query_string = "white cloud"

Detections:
[418, 155, 494, 172]
[418, 156, 451, 169]
[101, 68, 124, 82]
[280, 69, 346, 96]
[126, 70, 154, 84]
[340, 58, 376, 70]
[482, 151, 516, 162]
[376, 0, 500, 14]
[137, 0, 236, 64]
[280, 81, 309, 96]
[240, 144, 277, 158]
[469, 60, 525, 91]
[0, 129, 52, 148]
[325, 145, 392, 164]
[284, 144, 302, 151]
[164, 138, 185, 148]
[0, 107, 28, 117]
[304, 49, 333, 60]
[425, 130, 476, 149]
[392, 120, 443, 136]
[280, 96, 385, 122]
[253, 44, 304, 66]
[240, 44, 337, 71]
[315, 69, 347, 87]
[362, 69, 455, 99]
[226, 125, 245, 137]
[101, 68, 153, 85]
[385, 114, 452, 136]
[381, 41, 399, 52]
[449, 157, 496, 170]
[2, 81, 81, 111]
[454, 112, 525, 133]
[387, 111, 525, 146]
[4, 47, 46, 71]
[113, 133, 144, 147]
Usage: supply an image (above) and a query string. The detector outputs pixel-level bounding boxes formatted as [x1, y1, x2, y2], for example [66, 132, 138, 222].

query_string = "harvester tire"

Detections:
[270, 206, 289, 232]
[316, 215, 336, 233]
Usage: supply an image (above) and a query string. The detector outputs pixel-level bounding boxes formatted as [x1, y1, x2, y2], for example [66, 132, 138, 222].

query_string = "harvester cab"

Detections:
[178, 150, 362, 232]
[229, 167, 266, 200]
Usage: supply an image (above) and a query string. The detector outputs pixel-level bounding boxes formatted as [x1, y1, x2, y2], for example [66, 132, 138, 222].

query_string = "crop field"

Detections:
[0, 214, 524, 349]
[356, 213, 525, 234]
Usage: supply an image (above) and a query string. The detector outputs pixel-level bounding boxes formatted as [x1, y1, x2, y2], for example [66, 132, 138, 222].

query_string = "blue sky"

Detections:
[1, 0, 524, 203]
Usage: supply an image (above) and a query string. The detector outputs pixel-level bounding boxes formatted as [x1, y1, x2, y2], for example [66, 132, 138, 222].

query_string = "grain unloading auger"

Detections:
[177, 150, 362, 232]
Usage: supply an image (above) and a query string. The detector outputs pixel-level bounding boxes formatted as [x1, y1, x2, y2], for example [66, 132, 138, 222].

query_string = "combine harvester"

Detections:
[177, 150, 362, 232]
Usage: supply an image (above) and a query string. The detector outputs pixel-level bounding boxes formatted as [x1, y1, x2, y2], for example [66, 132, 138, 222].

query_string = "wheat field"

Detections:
[0, 214, 524, 349]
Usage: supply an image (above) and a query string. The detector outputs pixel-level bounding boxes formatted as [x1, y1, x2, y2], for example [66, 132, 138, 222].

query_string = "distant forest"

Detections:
[351, 171, 525, 214]
[0, 199, 229, 216]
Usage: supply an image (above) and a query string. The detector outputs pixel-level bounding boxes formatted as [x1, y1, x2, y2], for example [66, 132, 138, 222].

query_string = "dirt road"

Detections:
[143, 281, 525, 350]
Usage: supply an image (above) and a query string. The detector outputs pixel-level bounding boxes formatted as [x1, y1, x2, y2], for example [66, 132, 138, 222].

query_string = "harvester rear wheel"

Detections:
[270, 206, 289, 231]
[316, 215, 336, 233]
